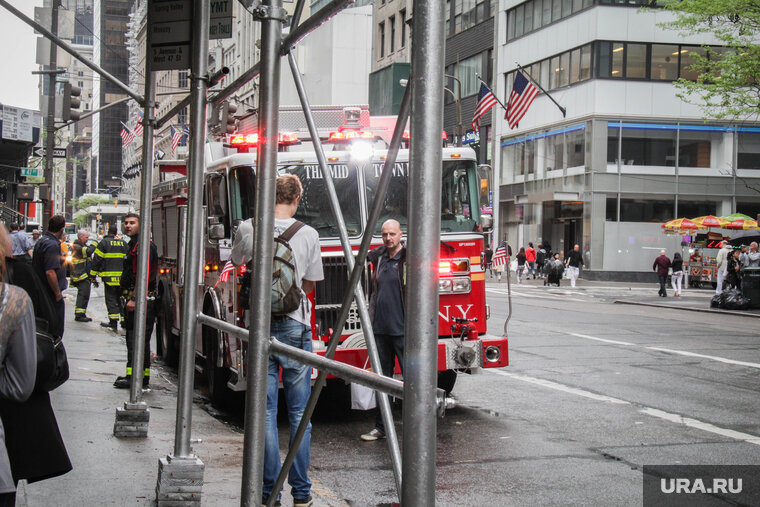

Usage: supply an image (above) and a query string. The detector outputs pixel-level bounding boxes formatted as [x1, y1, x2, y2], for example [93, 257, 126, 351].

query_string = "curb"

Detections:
[613, 300, 760, 319]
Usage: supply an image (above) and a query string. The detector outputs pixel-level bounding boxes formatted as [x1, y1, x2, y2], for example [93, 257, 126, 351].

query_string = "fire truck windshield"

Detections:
[364, 159, 481, 234]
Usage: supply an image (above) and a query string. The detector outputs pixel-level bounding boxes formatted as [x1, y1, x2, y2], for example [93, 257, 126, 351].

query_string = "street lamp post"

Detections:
[444, 73, 463, 147]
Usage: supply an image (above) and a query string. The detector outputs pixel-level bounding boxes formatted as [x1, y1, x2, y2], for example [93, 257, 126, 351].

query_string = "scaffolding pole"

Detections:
[240, 0, 285, 504]
[403, 1, 445, 504]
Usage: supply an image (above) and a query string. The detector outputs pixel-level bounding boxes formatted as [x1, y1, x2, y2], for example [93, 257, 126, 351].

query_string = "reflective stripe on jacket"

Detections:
[90, 236, 128, 286]
[70, 239, 91, 282]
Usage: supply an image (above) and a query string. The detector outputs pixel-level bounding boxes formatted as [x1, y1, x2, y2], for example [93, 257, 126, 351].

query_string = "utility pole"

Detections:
[43, 0, 60, 230]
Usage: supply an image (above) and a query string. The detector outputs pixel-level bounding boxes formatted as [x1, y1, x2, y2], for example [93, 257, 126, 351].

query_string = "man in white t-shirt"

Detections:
[233, 175, 323, 507]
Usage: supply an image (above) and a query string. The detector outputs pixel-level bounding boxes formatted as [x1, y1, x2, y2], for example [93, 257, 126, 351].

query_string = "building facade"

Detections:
[492, 0, 760, 277]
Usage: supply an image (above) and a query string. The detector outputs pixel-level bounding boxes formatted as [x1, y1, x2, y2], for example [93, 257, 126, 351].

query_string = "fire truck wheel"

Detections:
[156, 296, 178, 367]
[203, 319, 232, 406]
[437, 370, 457, 395]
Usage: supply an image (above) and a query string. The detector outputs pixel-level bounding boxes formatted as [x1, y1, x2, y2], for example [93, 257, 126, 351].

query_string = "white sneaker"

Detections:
[360, 428, 386, 441]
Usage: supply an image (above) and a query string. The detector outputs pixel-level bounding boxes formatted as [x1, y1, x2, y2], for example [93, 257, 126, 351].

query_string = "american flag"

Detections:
[134, 110, 143, 136]
[170, 125, 182, 153]
[181, 119, 190, 145]
[471, 83, 498, 132]
[120, 125, 134, 147]
[491, 244, 508, 268]
[505, 71, 539, 129]
[215, 260, 236, 286]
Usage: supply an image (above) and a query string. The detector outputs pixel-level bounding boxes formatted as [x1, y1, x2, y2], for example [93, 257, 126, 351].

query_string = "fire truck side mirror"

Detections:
[208, 223, 225, 240]
[480, 214, 493, 232]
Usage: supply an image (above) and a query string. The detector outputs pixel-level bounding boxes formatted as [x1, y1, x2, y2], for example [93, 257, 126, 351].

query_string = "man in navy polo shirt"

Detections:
[32, 214, 68, 338]
[361, 219, 406, 442]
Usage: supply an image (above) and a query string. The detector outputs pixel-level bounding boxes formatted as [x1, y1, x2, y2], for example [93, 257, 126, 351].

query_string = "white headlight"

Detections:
[452, 277, 471, 293]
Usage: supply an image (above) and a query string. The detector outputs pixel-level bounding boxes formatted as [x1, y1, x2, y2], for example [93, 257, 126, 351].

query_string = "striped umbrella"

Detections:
[691, 215, 730, 229]
[725, 219, 758, 230]
[662, 218, 704, 230]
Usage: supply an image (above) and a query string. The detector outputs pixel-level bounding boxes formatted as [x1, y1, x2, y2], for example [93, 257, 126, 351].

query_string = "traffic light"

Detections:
[220, 102, 237, 134]
[62, 82, 82, 122]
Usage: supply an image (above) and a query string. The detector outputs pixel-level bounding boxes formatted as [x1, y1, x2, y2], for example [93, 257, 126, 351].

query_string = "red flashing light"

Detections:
[327, 130, 375, 142]
[402, 130, 448, 140]
[229, 132, 299, 148]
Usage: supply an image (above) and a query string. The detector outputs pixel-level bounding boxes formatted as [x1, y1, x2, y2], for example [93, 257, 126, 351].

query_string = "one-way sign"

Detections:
[33, 147, 67, 158]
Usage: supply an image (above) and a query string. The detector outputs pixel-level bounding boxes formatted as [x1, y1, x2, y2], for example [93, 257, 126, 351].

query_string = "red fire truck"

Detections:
[151, 119, 509, 404]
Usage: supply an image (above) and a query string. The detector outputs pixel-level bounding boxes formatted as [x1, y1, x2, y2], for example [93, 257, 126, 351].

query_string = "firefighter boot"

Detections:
[100, 319, 118, 331]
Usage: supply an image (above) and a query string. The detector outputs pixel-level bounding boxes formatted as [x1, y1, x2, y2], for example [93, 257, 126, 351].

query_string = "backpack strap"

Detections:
[278, 220, 305, 242]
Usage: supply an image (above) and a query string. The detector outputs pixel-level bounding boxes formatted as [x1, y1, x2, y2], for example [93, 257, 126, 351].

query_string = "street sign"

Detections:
[210, 0, 233, 39]
[33, 147, 67, 158]
[19, 167, 41, 178]
[149, 0, 193, 71]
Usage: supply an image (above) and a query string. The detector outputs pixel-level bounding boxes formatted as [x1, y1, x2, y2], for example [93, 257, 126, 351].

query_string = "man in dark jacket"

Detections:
[361, 219, 406, 442]
[32, 215, 68, 338]
[70, 230, 94, 322]
[113, 213, 158, 389]
[653, 249, 671, 297]
[90, 224, 128, 330]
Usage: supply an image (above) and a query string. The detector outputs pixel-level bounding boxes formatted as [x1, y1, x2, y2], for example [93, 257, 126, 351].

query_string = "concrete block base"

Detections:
[156, 455, 205, 506]
[113, 402, 150, 437]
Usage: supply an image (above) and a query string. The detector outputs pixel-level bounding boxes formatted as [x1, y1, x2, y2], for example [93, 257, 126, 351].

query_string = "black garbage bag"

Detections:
[721, 288, 751, 310]
[710, 294, 723, 308]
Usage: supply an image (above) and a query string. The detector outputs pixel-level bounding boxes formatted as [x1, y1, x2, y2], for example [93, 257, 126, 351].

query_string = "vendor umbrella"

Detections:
[662, 218, 704, 230]
[691, 215, 730, 229]
[725, 219, 758, 230]
[721, 213, 753, 222]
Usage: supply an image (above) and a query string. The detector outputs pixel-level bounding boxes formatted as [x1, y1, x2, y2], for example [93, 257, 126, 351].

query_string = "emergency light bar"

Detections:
[327, 130, 375, 142]
[229, 132, 300, 148]
[402, 130, 448, 140]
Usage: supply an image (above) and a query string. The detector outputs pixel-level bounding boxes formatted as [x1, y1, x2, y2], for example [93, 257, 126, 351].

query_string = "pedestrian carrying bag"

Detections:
[271, 221, 306, 316]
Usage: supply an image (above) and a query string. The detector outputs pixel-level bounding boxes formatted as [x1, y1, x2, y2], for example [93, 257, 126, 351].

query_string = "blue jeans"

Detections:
[264, 318, 313, 500]
[374, 333, 404, 433]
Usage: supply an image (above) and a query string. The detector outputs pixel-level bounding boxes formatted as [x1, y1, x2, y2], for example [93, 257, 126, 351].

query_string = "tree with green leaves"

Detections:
[659, 0, 760, 120]
[68, 195, 113, 227]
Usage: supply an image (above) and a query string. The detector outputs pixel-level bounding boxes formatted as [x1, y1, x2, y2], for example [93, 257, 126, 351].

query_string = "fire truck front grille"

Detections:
[315, 256, 370, 336]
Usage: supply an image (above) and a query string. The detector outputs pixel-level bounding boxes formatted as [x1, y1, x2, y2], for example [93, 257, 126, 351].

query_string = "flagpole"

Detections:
[514, 62, 566, 118]
[475, 73, 509, 112]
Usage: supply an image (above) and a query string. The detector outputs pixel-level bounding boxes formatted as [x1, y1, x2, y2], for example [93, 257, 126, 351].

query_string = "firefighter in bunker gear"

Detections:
[71, 230, 94, 322]
[90, 224, 128, 331]
[113, 213, 158, 390]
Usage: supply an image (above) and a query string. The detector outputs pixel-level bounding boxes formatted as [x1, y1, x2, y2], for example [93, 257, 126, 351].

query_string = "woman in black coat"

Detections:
[1, 253, 72, 485]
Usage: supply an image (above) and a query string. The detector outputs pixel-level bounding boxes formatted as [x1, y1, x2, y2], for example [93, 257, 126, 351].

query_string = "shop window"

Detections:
[738, 132, 760, 170]
[617, 199, 674, 223]
[619, 126, 676, 166]
[737, 201, 760, 220]
[650, 44, 679, 81]
[678, 201, 717, 219]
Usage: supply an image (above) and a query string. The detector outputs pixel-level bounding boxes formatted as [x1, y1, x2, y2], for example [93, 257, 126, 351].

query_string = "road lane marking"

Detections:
[567, 332, 635, 346]
[646, 347, 760, 370]
[487, 370, 630, 404]
[564, 333, 760, 370]
[486, 370, 760, 446]
[639, 408, 760, 446]
[486, 288, 585, 302]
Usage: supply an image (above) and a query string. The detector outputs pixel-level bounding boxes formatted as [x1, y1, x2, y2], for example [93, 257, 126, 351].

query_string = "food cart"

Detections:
[685, 232, 724, 289]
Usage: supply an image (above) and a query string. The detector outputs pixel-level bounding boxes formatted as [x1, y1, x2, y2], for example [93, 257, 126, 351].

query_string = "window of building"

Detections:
[542, 0, 552, 25]
[379, 22, 385, 58]
[389, 16, 396, 53]
[547, 133, 564, 170]
[178, 106, 189, 127]
[737, 131, 760, 170]
[551, 0, 561, 21]
[678, 130, 714, 168]
[533, 0, 542, 30]
[507, 0, 593, 41]
[606, 198, 675, 222]
[679, 46, 707, 81]
[178, 71, 188, 88]
[457, 53, 484, 97]
[400, 9, 407, 47]
[514, 4, 524, 37]
[737, 201, 760, 220]
[567, 129, 585, 167]
[626, 43, 647, 78]
[650, 44, 679, 80]
[523, 1, 533, 33]
[559, 52, 570, 87]
[679, 201, 718, 218]
[609, 124, 677, 166]
[569, 47, 581, 84]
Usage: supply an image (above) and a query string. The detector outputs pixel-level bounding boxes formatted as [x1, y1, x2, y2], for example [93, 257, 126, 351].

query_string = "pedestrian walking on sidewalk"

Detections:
[113, 213, 158, 390]
[32, 215, 68, 340]
[715, 240, 732, 294]
[653, 250, 671, 297]
[70, 230, 94, 322]
[565, 244, 584, 288]
[90, 225, 128, 331]
[516, 247, 527, 284]
[9, 223, 32, 263]
[671, 252, 684, 296]
[526, 243, 536, 279]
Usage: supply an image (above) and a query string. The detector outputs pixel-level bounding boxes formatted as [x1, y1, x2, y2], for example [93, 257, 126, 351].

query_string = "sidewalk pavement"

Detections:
[14, 288, 343, 506]
[485, 271, 760, 318]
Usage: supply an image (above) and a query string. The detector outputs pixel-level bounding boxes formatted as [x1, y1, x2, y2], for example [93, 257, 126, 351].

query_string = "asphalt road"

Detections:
[304, 283, 760, 506]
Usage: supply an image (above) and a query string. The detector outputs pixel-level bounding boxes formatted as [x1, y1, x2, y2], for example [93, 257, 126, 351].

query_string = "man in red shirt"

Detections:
[526, 242, 537, 279]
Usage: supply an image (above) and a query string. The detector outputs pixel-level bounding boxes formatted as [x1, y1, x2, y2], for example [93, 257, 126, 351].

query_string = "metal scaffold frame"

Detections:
[4, 0, 447, 503]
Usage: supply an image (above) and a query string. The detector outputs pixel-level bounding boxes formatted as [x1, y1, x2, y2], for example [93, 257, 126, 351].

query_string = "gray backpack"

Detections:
[272, 221, 306, 316]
